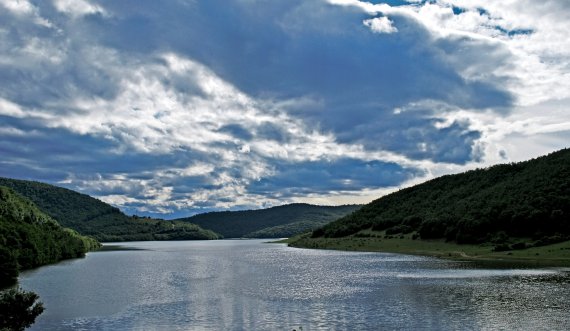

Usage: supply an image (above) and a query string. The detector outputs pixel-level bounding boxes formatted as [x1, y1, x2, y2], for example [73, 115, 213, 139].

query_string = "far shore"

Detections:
[97, 244, 148, 251]
[280, 235, 570, 268]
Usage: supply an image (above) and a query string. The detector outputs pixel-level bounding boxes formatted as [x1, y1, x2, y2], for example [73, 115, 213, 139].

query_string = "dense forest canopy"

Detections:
[312, 149, 570, 247]
[0, 186, 100, 287]
[0, 178, 221, 242]
[176, 203, 360, 238]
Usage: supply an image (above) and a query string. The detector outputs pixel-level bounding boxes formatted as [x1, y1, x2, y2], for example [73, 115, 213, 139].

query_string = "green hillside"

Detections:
[176, 204, 360, 238]
[0, 186, 100, 287]
[297, 149, 570, 252]
[0, 178, 221, 242]
[244, 220, 341, 239]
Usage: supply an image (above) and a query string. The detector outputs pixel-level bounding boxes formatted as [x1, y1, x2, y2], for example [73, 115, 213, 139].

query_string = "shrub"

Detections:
[0, 288, 44, 331]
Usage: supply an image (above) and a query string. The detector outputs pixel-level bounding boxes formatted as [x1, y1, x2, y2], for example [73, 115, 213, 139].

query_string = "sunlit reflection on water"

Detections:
[19, 240, 570, 330]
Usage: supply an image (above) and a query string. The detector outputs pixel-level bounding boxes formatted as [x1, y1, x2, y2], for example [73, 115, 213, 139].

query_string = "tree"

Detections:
[0, 288, 44, 331]
[0, 248, 18, 288]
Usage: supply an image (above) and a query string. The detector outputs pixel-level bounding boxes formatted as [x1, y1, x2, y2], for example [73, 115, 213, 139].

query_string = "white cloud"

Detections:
[180, 163, 216, 177]
[419, 1, 570, 106]
[53, 0, 107, 18]
[363, 17, 397, 34]
[0, 98, 26, 117]
[0, 126, 28, 136]
[0, 0, 35, 15]
[328, 0, 570, 153]
[328, 0, 570, 106]
[4, 44, 434, 212]
[23, 49, 423, 167]
[0, 0, 52, 26]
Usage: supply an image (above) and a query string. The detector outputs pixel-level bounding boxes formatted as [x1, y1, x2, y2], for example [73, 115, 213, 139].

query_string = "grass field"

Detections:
[282, 231, 570, 267]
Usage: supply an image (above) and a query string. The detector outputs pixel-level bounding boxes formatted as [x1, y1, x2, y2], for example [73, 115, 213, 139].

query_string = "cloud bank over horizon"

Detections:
[1, 0, 569, 217]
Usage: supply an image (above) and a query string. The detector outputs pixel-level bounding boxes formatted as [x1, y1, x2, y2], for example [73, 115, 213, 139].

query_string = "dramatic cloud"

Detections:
[0, 0, 568, 216]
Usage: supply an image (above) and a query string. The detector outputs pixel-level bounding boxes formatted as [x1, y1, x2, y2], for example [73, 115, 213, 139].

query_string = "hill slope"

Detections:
[304, 149, 570, 249]
[0, 178, 221, 242]
[0, 186, 100, 287]
[176, 204, 361, 238]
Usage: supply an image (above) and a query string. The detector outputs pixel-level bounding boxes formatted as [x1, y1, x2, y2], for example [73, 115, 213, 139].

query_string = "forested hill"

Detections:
[175, 204, 361, 238]
[310, 148, 570, 246]
[0, 186, 100, 287]
[0, 178, 221, 242]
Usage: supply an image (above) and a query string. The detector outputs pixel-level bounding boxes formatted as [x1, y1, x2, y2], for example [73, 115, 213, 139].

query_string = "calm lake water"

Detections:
[19, 240, 570, 330]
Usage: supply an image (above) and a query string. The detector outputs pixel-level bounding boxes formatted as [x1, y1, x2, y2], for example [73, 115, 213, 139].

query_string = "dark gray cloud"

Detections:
[218, 124, 254, 141]
[248, 158, 424, 198]
[255, 122, 292, 143]
[0, 8, 120, 108]
[336, 109, 482, 164]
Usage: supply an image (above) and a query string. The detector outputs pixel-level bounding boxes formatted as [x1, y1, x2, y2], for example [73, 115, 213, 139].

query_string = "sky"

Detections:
[1, 0, 569, 218]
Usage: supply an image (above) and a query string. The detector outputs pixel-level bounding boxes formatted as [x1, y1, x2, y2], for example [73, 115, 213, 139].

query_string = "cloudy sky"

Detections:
[1, 0, 569, 218]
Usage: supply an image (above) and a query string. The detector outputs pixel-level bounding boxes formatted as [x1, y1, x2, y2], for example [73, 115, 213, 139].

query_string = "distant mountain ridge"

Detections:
[0, 177, 220, 242]
[306, 148, 570, 248]
[0, 177, 358, 241]
[175, 203, 361, 238]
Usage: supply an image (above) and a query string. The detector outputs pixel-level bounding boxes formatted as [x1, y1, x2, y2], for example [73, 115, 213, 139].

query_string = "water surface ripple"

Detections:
[20, 240, 570, 330]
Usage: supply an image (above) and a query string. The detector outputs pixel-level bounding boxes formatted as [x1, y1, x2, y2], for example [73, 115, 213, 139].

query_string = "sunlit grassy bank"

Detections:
[284, 232, 570, 267]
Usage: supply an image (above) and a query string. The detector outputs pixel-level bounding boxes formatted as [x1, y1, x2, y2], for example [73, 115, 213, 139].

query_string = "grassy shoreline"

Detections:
[282, 234, 570, 267]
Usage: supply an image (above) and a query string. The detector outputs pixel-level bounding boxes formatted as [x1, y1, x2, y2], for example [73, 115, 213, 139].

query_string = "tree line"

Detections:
[0, 186, 100, 288]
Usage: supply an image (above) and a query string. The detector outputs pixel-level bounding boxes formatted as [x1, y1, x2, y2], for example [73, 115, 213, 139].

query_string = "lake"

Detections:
[19, 240, 570, 330]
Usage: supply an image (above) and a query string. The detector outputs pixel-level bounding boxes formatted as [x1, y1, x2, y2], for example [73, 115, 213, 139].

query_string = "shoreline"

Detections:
[283, 236, 570, 267]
